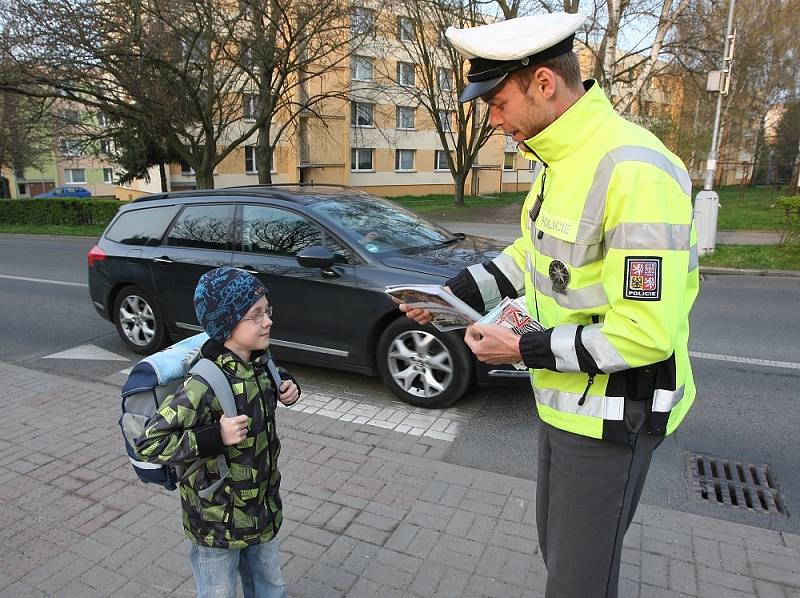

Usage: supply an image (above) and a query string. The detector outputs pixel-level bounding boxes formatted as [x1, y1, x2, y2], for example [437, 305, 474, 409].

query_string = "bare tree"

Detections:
[367, 0, 519, 205]
[2, 0, 363, 188]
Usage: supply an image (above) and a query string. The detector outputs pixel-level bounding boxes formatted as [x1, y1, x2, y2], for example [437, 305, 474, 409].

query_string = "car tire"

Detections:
[376, 318, 473, 408]
[113, 285, 167, 355]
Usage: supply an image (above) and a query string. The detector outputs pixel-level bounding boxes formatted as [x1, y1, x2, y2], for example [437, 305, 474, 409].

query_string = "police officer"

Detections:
[400, 12, 699, 598]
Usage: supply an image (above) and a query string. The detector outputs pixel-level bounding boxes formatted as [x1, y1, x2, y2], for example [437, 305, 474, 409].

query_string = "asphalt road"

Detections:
[1, 233, 799, 534]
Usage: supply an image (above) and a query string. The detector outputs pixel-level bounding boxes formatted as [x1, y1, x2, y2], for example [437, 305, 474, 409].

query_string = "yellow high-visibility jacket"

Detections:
[449, 80, 698, 443]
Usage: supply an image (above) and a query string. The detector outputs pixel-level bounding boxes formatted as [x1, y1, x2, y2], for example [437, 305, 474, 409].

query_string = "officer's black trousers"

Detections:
[536, 403, 662, 598]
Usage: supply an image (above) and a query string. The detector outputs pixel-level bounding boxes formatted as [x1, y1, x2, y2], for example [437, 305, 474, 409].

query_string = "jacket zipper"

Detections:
[578, 316, 601, 406]
[528, 149, 548, 322]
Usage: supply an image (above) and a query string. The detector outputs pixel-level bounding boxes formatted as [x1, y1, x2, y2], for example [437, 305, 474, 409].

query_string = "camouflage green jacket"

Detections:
[135, 339, 293, 549]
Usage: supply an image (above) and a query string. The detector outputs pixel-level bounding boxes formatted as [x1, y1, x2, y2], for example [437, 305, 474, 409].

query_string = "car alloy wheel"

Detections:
[377, 318, 472, 408]
[113, 285, 166, 354]
[387, 329, 454, 399]
[119, 294, 156, 347]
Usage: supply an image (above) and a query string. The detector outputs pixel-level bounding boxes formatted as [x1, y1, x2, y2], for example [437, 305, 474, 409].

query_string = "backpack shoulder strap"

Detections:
[189, 358, 237, 417]
[265, 357, 282, 391]
[185, 358, 237, 500]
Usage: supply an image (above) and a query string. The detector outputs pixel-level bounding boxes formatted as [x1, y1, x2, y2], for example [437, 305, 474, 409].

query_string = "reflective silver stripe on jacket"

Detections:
[467, 263, 501, 309]
[688, 244, 699, 272]
[577, 146, 693, 243]
[536, 387, 624, 420]
[537, 235, 603, 269]
[534, 270, 608, 310]
[492, 253, 526, 296]
[653, 385, 685, 413]
[605, 223, 692, 251]
[551, 324, 580, 372]
[580, 324, 630, 372]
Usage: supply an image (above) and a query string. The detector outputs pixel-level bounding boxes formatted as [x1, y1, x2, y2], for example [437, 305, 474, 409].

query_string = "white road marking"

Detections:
[44, 345, 129, 361]
[282, 396, 467, 441]
[690, 351, 800, 370]
[0, 273, 88, 287]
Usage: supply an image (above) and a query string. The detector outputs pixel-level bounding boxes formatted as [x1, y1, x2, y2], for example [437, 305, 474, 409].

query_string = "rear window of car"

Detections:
[104, 205, 180, 246]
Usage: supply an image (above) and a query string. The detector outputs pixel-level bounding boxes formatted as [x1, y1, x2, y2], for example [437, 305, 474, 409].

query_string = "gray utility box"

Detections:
[694, 190, 720, 256]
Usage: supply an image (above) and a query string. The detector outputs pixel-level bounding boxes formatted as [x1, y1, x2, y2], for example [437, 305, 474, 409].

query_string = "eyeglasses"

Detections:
[241, 306, 273, 324]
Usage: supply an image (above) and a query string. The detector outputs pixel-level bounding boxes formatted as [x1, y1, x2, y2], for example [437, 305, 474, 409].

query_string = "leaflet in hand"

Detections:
[478, 297, 543, 370]
[384, 284, 482, 332]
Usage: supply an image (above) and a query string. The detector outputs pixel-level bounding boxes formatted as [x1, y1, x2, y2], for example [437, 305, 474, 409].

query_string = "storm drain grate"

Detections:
[687, 453, 788, 517]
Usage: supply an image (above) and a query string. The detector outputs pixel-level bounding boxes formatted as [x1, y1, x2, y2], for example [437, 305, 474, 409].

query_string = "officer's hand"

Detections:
[464, 323, 522, 365]
[398, 286, 453, 326]
[220, 414, 249, 445]
[398, 303, 433, 325]
[278, 380, 299, 406]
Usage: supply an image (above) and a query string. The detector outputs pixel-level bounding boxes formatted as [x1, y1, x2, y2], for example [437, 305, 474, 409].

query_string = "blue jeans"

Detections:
[189, 537, 287, 598]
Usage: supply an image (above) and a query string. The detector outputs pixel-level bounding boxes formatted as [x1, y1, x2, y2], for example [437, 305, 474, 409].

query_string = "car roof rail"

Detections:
[131, 183, 369, 204]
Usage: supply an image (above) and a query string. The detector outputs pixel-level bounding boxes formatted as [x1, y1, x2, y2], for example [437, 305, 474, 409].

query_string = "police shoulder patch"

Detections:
[623, 257, 662, 301]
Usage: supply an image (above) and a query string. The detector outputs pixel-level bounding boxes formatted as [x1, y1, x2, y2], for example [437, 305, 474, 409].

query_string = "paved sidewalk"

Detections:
[1, 361, 799, 597]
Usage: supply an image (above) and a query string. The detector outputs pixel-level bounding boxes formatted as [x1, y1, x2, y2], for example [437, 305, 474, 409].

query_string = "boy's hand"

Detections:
[278, 380, 299, 406]
[220, 414, 249, 445]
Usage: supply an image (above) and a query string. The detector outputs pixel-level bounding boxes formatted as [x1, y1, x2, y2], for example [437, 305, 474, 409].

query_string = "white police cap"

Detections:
[446, 12, 586, 102]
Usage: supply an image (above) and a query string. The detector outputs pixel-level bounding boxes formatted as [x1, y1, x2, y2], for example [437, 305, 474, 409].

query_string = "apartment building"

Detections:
[6, 105, 119, 198]
[5, 10, 706, 201]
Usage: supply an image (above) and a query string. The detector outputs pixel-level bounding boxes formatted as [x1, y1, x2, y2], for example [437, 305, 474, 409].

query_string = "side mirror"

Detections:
[296, 245, 336, 269]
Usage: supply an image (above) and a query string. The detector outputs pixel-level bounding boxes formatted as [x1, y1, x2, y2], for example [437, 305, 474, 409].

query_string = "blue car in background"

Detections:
[34, 186, 92, 198]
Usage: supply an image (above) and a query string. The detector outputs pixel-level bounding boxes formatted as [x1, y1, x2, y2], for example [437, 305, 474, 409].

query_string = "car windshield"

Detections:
[308, 194, 458, 254]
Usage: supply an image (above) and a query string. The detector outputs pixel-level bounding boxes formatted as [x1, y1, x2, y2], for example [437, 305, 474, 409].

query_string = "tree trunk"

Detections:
[195, 168, 215, 189]
[257, 122, 273, 184]
[159, 162, 168, 192]
[453, 174, 466, 206]
[602, 0, 622, 96]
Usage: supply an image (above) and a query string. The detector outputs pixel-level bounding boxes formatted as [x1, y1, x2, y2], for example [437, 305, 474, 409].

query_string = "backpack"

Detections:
[119, 332, 238, 495]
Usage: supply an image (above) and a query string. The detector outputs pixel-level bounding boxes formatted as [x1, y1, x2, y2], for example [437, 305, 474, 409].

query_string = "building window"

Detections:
[352, 56, 373, 81]
[64, 169, 86, 184]
[396, 106, 415, 130]
[351, 7, 374, 35]
[60, 109, 80, 124]
[397, 62, 415, 87]
[351, 148, 373, 171]
[244, 147, 275, 173]
[395, 149, 415, 171]
[60, 139, 81, 156]
[240, 44, 256, 70]
[100, 139, 114, 154]
[503, 152, 516, 170]
[17, 183, 28, 196]
[97, 113, 109, 127]
[243, 93, 259, 120]
[180, 162, 195, 176]
[397, 16, 414, 41]
[437, 68, 452, 92]
[14, 166, 25, 179]
[351, 102, 374, 127]
[103, 168, 114, 183]
[435, 150, 451, 171]
[437, 110, 452, 132]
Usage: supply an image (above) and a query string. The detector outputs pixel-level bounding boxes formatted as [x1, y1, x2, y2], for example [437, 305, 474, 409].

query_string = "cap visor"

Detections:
[458, 74, 507, 102]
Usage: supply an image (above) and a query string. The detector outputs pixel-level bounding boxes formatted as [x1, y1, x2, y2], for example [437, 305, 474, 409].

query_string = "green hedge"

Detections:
[0, 198, 122, 226]
[777, 195, 800, 245]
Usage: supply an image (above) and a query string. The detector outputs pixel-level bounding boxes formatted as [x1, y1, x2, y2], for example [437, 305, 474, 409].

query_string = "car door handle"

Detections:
[238, 265, 260, 275]
[153, 256, 173, 264]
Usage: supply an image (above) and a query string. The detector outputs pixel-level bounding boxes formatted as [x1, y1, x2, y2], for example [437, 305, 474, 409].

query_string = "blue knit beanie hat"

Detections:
[193, 267, 268, 341]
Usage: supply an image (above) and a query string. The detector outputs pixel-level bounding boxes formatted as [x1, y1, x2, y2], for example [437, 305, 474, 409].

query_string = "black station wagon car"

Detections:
[88, 185, 527, 407]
